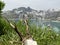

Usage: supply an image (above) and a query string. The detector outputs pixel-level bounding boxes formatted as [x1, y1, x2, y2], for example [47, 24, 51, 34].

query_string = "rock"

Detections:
[24, 39, 37, 45]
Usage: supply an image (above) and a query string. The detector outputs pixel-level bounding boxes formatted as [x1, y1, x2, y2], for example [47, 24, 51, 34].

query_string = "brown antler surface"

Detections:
[24, 19, 32, 39]
[3, 16, 23, 41]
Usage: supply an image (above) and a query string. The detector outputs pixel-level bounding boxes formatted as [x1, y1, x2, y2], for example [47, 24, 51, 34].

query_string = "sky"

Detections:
[2, 0, 60, 11]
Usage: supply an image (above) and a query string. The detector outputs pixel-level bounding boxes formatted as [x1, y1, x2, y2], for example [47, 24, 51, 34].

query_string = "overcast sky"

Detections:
[2, 0, 60, 11]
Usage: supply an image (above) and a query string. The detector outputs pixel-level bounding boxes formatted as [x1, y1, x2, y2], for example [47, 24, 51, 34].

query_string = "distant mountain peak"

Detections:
[12, 7, 37, 12]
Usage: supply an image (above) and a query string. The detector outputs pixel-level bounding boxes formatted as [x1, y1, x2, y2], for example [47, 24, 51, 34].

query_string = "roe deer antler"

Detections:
[3, 16, 23, 41]
[23, 14, 32, 38]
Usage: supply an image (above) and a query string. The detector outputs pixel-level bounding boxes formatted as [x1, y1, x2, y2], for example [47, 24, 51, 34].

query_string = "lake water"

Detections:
[29, 20, 60, 32]
[12, 19, 60, 32]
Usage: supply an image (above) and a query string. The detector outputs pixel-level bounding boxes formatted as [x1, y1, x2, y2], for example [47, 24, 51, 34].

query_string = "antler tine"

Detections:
[24, 19, 30, 36]
[2, 16, 23, 41]
[3, 16, 15, 28]
[3, 16, 10, 23]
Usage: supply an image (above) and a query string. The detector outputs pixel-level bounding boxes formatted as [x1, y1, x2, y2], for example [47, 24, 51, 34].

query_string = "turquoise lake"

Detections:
[29, 20, 60, 32]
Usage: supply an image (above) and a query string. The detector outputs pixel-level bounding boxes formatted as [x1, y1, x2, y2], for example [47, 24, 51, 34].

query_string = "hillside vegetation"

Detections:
[0, 18, 60, 45]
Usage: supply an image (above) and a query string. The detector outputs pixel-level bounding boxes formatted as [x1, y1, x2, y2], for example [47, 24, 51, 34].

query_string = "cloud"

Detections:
[3, 0, 60, 10]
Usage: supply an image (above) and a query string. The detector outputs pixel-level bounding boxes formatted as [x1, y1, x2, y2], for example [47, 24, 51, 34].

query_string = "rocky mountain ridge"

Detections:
[2, 7, 60, 21]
